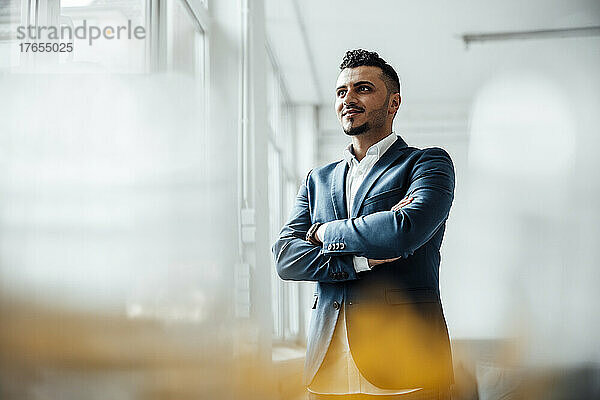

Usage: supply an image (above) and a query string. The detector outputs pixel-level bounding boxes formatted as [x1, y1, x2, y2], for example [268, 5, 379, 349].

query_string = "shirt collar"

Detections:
[343, 132, 398, 166]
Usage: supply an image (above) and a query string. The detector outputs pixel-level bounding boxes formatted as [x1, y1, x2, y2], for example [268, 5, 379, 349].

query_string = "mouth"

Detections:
[343, 108, 364, 117]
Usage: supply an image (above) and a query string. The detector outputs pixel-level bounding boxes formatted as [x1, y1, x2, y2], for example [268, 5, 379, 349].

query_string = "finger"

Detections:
[391, 196, 413, 211]
[393, 197, 412, 209]
[369, 257, 401, 265]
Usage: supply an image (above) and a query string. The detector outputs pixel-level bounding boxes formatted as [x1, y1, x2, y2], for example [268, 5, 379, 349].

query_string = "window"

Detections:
[0, 0, 21, 69]
[268, 141, 283, 336]
[164, 0, 206, 78]
[267, 50, 311, 344]
[0, 0, 211, 323]
[60, 0, 148, 72]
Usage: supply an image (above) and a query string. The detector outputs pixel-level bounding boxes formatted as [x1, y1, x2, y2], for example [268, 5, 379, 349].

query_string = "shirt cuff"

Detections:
[353, 256, 370, 273]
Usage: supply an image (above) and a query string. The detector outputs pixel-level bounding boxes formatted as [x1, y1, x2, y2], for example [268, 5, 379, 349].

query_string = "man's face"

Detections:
[335, 65, 393, 136]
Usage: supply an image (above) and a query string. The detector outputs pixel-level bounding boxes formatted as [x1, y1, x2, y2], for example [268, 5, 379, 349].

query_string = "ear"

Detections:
[388, 93, 401, 115]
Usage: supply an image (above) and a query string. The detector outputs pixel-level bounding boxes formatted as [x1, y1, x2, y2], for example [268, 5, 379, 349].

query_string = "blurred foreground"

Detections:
[0, 296, 282, 400]
[2, 296, 599, 400]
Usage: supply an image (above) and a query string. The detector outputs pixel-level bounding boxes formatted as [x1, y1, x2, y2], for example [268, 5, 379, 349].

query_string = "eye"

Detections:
[337, 89, 347, 97]
[358, 86, 371, 92]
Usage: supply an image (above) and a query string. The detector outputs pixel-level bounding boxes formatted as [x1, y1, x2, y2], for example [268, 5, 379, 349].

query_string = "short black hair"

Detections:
[339, 49, 400, 95]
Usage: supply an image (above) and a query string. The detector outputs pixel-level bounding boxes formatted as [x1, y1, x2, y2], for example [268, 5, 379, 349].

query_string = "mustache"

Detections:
[342, 106, 364, 115]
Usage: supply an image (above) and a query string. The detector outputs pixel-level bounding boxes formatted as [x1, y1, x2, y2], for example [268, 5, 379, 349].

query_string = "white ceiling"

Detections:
[266, 0, 600, 106]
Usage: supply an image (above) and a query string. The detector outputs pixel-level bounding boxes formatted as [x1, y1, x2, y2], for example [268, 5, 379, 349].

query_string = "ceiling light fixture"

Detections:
[461, 26, 600, 49]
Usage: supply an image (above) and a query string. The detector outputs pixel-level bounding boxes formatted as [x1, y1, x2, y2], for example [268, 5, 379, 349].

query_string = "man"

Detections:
[272, 49, 454, 400]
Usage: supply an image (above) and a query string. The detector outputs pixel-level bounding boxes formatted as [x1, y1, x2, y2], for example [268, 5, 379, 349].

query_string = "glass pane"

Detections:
[268, 142, 283, 338]
[0, 0, 22, 69]
[59, 0, 148, 73]
[166, 0, 204, 76]
[286, 282, 299, 338]
[266, 58, 277, 134]
[0, 73, 209, 313]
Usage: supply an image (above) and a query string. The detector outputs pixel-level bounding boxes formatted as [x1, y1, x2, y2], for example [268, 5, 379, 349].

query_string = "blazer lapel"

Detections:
[331, 160, 349, 219]
[351, 136, 409, 218]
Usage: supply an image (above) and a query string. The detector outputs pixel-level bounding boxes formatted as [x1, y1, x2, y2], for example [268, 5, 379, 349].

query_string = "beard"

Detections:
[343, 121, 370, 136]
[342, 105, 388, 136]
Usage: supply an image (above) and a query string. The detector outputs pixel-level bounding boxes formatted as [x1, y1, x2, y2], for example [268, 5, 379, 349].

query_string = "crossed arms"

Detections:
[272, 148, 455, 283]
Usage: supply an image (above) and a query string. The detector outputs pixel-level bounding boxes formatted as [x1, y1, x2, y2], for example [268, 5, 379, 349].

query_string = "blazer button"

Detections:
[340, 243, 345, 250]
[335, 243, 340, 250]
[333, 301, 340, 310]
[341, 271, 349, 279]
[327, 244, 333, 251]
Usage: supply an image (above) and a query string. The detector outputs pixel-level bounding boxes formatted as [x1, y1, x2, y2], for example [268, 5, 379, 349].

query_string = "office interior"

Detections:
[0, 0, 599, 399]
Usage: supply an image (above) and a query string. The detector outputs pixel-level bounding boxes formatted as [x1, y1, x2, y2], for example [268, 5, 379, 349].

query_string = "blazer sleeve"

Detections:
[322, 148, 455, 259]
[271, 171, 359, 283]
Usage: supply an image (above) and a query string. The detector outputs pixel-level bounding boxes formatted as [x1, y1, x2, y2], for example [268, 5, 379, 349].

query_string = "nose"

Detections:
[342, 91, 358, 107]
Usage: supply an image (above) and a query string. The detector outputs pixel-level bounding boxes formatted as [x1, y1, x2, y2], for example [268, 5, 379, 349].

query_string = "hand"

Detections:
[315, 223, 328, 243]
[391, 196, 413, 211]
[368, 257, 401, 267]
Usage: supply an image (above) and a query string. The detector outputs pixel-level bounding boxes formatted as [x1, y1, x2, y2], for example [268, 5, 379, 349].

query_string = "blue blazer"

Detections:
[272, 136, 455, 389]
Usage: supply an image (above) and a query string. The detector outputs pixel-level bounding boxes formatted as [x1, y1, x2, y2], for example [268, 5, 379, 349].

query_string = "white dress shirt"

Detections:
[308, 132, 422, 395]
